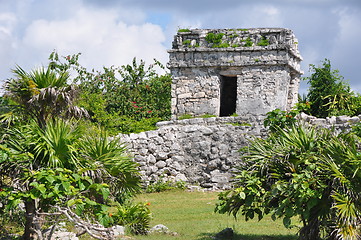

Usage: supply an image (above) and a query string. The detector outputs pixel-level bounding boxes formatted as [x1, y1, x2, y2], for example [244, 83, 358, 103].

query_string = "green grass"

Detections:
[135, 190, 298, 240]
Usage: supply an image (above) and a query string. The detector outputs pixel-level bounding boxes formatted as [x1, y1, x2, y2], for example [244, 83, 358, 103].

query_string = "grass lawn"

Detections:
[135, 190, 298, 240]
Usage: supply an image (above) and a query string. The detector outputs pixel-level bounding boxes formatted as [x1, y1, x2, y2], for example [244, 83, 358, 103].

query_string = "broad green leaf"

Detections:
[283, 217, 291, 228]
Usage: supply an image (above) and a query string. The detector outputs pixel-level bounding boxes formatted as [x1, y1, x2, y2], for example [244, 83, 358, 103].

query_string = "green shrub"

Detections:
[216, 124, 361, 240]
[113, 203, 151, 235]
[145, 178, 187, 193]
[60, 55, 172, 134]
[263, 108, 298, 132]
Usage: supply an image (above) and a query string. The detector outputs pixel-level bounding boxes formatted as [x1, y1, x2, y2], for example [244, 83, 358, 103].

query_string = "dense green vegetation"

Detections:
[1, 52, 361, 240]
[0, 52, 164, 239]
[303, 59, 361, 117]
[48, 52, 172, 135]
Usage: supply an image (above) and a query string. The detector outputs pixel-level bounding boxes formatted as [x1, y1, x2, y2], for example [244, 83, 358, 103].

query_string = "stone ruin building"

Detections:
[168, 28, 303, 119]
[121, 28, 305, 189]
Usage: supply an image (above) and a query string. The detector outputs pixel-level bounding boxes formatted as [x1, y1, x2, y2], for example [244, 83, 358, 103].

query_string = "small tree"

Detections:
[305, 59, 361, 117]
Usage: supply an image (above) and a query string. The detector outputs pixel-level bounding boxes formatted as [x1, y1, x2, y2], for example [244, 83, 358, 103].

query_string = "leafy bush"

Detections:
[113, 203, 151, 235]
[263, 108, 298, 132]
[145, 178, 187, 193]
[216, 124, 361, 240]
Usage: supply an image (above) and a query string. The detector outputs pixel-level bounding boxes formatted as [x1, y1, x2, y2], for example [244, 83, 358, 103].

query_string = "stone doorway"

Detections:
[220, 75, 237, 117]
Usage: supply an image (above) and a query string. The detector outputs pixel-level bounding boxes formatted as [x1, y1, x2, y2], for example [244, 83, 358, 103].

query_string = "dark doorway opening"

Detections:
[220, 75, 237, 117]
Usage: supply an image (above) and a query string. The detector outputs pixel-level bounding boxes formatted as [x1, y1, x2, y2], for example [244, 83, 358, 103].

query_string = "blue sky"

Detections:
[1, 0, 361, 94]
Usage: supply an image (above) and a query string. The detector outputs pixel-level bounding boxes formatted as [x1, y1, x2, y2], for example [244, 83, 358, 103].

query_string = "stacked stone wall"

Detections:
[118, 116, 266, 190]
[119, 114, 361, 190]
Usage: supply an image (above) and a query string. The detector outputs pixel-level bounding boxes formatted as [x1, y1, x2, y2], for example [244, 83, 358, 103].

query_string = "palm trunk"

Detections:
[24, 199, 36, 240]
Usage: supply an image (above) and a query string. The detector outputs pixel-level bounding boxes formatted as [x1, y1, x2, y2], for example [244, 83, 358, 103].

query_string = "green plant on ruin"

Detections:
[182, 40, 199, 48]
[229, 34, 239, 39]
[200, 114, 217, 118]
[205, 32, 227, 48]
[257, 36, 270, 46]
[182, 39, 191, 47]
[243, 37, 254, 47]
[177, 28, 191, 33]
[214, 42, 230, 48]
[178, 114, 193, 120]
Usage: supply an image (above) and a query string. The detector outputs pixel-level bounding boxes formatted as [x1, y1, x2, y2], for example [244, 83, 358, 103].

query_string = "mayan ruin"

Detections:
[168, 28, 303, 119]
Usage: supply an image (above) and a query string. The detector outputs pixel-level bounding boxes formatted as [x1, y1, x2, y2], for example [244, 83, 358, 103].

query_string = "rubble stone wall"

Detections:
[119, 114, 361, 190]
[119, 116, 266, 190]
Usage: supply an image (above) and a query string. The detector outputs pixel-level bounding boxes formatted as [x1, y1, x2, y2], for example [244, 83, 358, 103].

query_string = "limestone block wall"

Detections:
[237, 65, 292, 116]
[118, 114, 361, 190]
[118, 116, 266, 190]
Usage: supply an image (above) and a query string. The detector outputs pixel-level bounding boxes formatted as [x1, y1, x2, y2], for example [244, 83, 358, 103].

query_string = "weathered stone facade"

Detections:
[168, 28, 303, 119]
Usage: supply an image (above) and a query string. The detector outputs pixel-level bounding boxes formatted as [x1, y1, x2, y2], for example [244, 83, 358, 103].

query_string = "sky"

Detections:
[0, 0, 360, 94]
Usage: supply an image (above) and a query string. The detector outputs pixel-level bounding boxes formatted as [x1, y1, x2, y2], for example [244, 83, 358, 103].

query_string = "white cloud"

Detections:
[0, 12, 17, 37]
[12, 6, 167, 76]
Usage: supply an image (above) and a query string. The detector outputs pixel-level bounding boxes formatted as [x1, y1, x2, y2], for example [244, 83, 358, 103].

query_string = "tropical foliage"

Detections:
[216, 123, 361, 240]
[0, 54, 156, 239]
[3, 65, 87, 128]
[0, 118, 144, 239]
[48, 52, 172, 134]
[304, 59, 361, 118]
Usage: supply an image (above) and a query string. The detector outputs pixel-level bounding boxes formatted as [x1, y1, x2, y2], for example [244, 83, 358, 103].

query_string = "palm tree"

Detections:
[4, 65, 87, 128]
[217, 124, 361, 240]
[0, 119, 141, 239]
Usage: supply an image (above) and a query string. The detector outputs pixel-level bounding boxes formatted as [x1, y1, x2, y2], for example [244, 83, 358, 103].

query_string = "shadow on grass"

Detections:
[196, 232, 297, 240]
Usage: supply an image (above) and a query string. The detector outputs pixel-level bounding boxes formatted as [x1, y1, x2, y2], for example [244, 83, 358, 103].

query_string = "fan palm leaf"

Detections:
[78, 130, 141, 200]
